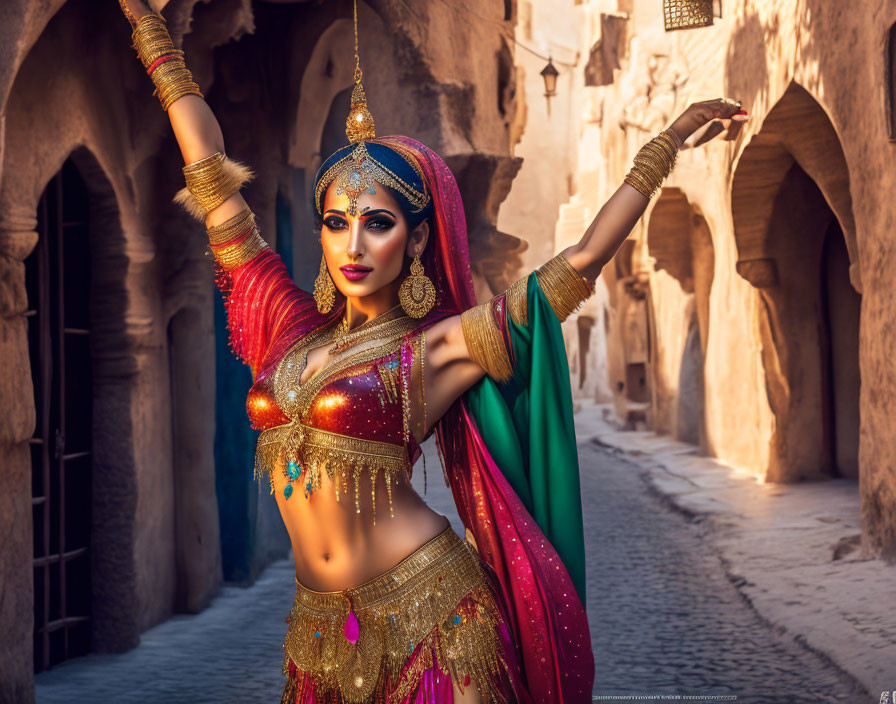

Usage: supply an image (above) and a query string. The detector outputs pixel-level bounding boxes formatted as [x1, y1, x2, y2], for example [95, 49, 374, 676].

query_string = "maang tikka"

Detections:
[312, 0, 435, 319]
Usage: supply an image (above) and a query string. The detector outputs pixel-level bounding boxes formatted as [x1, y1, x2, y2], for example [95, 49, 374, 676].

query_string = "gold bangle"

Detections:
[173, 152, 255, 220]
[131, 13, 203, 111]
[460, 300, 513, 383]
[624, 171, 654, 198]
[535, 252, 595, 323]
[151, 59, 203, 111]
[623, 128, 680, 199]
[505, 273, 529, 326]
[132, 13, 177, 67]
[207, 208, 256, 245]
[209, 224, 269, 271]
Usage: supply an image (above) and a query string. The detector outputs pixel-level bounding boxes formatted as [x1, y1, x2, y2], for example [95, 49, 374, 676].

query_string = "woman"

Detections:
[118, 1, 748, 702]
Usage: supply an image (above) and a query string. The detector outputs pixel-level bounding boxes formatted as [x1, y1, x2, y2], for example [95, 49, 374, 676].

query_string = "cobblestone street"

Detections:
[579, 439, 869, 704]
[35, 434, 870, 703]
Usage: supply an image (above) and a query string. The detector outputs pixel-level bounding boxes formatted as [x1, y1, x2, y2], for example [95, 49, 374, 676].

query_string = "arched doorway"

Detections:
[25, 147, 141, 670]
[731, 82, 860, 482]
[26, 157, 93, 672]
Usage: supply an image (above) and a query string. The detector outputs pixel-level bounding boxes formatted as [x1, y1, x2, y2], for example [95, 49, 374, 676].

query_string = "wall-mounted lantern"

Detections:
[541, 57, 559, 116]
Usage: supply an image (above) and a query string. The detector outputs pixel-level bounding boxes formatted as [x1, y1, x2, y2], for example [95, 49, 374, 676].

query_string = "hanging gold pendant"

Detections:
[398, 254, 435, 319]
[314, 253, 336, 313]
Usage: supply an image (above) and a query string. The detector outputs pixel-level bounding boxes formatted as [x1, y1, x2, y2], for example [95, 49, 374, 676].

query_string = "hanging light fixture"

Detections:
[541, 57, 559, 96]
[540, 57, 559, 116]
[663, 0, 713, 31]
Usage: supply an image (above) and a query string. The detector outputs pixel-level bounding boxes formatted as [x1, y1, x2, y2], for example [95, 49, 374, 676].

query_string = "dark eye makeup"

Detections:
[323, 215, 394, 231]
[366, 217, 395, 230]
[323, 216, 347, 230]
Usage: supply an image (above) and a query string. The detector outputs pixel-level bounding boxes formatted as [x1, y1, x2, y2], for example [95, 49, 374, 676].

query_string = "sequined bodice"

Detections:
[246, 327, 425, 521]
[248, 351, 411, 447]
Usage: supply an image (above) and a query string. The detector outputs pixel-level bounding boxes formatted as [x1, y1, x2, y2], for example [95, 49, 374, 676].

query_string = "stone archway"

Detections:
[732, 81, 858, 291]
[646, 187, 714, 449]
[731, 83, 860, 482]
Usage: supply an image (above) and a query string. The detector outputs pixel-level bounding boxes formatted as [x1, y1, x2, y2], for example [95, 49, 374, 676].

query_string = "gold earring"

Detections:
[313, 253, 336, 313]
[398, 253, 436, 318]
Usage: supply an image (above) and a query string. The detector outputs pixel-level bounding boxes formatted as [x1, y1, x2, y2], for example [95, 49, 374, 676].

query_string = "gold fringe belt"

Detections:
[280, 525, 511, 704]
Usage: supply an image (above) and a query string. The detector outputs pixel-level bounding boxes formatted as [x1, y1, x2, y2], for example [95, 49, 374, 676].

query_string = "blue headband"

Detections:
[312, 140, 434, 228]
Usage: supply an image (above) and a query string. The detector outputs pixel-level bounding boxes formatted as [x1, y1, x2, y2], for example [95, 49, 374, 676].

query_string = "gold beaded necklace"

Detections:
[328, 303, 410, 354]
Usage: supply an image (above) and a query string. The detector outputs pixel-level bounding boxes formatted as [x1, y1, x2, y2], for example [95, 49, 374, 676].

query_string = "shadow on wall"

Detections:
[645, 188, 714, 453]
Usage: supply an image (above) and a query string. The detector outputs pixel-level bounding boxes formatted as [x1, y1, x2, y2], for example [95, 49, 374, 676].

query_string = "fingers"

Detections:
[704, 97, 749, 122]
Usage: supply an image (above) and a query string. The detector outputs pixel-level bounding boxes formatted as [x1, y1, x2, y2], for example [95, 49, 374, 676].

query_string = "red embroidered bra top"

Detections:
[245, 320, 428, 524]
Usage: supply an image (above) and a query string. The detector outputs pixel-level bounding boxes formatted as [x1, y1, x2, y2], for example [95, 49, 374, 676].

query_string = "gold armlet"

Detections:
[206, 208, 269, 271]
[460, 300, 513, 383]
[130, 13, 203, 111]
[173, 152, 256, 221]
[535, 252, 595, 323]
[623, 128, 680, 199]
[505, 273, 529, 327]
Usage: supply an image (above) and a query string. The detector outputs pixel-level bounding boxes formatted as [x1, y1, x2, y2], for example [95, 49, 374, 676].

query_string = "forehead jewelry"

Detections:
[314, 0, 429, 217]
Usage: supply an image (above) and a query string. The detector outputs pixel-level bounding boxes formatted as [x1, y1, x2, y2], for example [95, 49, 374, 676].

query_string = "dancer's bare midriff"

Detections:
[272, 463, 450, 591]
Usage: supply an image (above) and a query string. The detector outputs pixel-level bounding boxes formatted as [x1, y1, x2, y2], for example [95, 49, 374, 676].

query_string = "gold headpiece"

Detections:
[313, 0, 429, 218]
[345, 0, 375, 145]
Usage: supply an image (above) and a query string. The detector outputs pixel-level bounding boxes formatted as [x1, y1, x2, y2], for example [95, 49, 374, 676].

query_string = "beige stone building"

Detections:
[0, 1, 521, 700]
[544, 0, 896, 563]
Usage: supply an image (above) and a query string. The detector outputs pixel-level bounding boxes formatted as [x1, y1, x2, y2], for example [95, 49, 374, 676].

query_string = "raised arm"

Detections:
[562, 99, 749, 282]
[424, 99, 749, 414]
[119, 0, 315, 375]
[119, 0, 249, 226]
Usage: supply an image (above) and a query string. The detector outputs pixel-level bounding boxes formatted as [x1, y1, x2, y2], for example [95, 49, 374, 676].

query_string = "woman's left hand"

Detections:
[668, 97, 748, 144]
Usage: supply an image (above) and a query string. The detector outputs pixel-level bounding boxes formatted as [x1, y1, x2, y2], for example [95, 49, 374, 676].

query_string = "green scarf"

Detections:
[462, 271, 587, 604]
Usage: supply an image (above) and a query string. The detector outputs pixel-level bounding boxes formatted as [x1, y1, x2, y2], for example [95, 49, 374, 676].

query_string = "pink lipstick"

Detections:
[340, 264, 372, 281]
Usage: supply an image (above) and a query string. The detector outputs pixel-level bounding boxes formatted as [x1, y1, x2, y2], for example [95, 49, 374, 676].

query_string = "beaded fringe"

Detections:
[254, 423, 409, 522]
[280, 532, 511, 704]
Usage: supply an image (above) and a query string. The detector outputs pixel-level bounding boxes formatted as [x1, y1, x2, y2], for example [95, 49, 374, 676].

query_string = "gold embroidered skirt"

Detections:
[280, 524, 516, 704]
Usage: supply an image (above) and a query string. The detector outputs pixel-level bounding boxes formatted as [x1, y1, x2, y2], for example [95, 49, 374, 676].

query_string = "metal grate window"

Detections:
[663, 0, 714, 31]
[26, 158, 93, 673]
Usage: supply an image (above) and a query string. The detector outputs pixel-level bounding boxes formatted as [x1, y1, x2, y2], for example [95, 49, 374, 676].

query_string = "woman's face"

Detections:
[320, 180, 428, 300]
